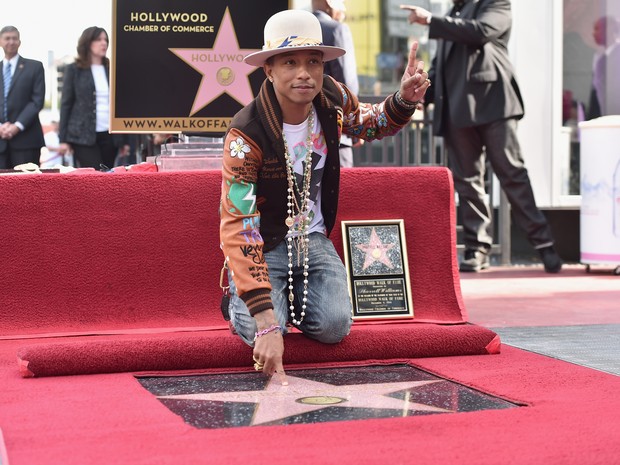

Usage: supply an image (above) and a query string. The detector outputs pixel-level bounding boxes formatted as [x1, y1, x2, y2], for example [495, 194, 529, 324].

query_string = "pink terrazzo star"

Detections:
[159, 375, 449, 425]
[169, 8, 259, 115]
[356, 227, 396, 270]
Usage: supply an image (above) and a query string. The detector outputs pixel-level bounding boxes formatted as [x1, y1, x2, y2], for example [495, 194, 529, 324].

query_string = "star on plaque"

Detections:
[170, 8, 259, 115]
[356, 227, 396, 270]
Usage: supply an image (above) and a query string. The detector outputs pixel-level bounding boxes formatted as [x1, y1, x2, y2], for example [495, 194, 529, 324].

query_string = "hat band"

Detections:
[263, 35, 323, 52]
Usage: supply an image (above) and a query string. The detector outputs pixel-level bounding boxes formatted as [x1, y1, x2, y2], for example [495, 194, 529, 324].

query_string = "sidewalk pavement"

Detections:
[459, 264, 620, 375]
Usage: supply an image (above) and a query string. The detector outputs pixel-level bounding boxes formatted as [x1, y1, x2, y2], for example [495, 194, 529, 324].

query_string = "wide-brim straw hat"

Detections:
[244, 9, 346, 67]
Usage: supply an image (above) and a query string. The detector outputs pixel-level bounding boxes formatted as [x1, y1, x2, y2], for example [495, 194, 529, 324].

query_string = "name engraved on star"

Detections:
[341, 220, 414, 319]
[297, 396, 347, 405]
[354, 278, 407, 313]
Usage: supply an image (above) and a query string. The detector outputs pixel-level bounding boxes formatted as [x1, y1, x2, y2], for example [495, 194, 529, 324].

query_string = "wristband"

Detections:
[394, 91, 420, 110]
[253, 324, 282, 342]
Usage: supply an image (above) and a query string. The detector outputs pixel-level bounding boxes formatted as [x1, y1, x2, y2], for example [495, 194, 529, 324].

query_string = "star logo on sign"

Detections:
[169, 8, 259, 115]
[158, 375, 449, 425]
[356, 227, 396, 270]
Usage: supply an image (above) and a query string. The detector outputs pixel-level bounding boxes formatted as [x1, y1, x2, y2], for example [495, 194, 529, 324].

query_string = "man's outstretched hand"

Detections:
[398, 41, 430, 104]
[400, 4, 432, 25]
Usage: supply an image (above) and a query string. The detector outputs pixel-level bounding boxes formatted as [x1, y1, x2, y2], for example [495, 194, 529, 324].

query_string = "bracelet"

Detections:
[394, 91, 419, 110]
[253, 324, 282, 342]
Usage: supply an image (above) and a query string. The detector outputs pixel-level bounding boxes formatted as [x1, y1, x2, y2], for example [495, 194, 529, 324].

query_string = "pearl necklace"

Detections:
[281, 106, 315, 326]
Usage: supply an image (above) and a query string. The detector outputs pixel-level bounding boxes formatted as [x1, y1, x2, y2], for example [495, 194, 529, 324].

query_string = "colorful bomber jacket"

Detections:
[220, 76, 415, 316]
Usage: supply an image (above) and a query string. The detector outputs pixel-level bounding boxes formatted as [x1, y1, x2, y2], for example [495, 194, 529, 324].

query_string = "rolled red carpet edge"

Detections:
[16, 324, 499, 377]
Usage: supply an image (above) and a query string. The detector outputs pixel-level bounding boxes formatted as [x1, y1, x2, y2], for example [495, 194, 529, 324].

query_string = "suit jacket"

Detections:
[314, 9, 359, 147]
[313, 10, 359, 95]
[59, 62, 108, 146]
[314, 11, 346, 85]
[426, 0, 524, 136]
[587, 43, 620, 119]
[0, 56, 45, 152]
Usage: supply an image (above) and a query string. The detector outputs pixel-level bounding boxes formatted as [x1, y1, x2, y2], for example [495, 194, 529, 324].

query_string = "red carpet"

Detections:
[0, 168, 497, 377]
[0, 168, 530, 463]
[0, 168, 467, 341]
[0, 172, 225, 338]
[0, 342, 618, 465]
[460, 265, 620, 327]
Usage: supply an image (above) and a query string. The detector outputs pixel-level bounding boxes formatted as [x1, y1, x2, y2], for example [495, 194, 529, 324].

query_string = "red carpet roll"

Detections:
[16, 324, 500, 377]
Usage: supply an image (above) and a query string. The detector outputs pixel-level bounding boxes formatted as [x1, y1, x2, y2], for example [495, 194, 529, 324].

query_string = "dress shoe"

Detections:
[538, 245, 562, 273]
[460, 249, 490, 272]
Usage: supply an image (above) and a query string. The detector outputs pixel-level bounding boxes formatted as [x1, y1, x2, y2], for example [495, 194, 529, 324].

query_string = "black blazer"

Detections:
[426, 0, 524, 136]
[0, 56, 45, 152]
[59, 62, 108, 146]
[313, 10, 346, 85]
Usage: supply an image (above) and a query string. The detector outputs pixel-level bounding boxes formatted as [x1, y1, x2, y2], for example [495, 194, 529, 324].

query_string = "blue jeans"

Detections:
[229, 232, 353, 346]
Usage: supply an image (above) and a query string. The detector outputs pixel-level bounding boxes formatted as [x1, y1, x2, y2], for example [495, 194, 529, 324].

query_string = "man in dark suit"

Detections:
[0, 25, 45, 169]
[312, 0, 360, 167]
[587, 15, 620, 119]
[401, 0, 562, 273]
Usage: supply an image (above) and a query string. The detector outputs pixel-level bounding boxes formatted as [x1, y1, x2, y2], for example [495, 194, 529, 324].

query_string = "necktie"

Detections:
[3, 62, 11, 122]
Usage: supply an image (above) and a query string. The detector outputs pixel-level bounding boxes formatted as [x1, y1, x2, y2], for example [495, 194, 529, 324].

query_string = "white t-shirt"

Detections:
[91, 64, 110, 132]
[282, 106, 327, 236]
[40, 130, 62, 168]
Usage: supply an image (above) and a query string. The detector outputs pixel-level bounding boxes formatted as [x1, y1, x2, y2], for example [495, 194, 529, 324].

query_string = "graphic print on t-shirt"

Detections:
[282, 107, 327, 235]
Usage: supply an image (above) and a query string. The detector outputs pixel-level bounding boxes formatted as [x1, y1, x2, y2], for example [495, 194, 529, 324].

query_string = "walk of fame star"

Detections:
[158, 375, 450, 426]
[169, 8, 259, 115]
[139, 365, 519, 429]
[356, 227, 396, 270]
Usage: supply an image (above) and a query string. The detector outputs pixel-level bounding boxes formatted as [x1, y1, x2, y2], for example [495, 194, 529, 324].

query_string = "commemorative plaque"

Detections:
[110, 0, 289, 135]
[341, 220, 413, 319]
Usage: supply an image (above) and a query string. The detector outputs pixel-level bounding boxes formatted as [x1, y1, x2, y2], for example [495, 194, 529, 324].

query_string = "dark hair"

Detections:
[75, 26, 109, 69]
[0, 25, 19, 37]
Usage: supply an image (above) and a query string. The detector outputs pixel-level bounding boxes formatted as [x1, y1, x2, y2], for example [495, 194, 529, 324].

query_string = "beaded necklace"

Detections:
[281, 106, 315, 326]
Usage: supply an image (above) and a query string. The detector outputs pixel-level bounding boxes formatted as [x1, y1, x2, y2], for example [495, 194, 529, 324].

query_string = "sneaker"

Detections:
[538, 245, 562, 273]
[459, 249, 490, 272]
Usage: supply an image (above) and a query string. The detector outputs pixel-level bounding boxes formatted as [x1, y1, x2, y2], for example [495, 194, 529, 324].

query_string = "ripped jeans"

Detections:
[228, 232, 353, 346]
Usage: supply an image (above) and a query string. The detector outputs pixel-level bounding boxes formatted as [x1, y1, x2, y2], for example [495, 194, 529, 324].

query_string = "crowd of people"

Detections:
[0, 25, 163, 171]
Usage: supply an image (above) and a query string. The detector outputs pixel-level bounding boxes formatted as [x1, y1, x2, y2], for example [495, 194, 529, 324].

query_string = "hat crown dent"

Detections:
[263, 9, 324, 49]
[243, 9, 345, 66]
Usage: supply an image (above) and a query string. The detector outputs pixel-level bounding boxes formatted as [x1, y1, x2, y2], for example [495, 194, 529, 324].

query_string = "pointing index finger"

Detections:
[407, 41, 419, 70]
[276, 368, 288, 386]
